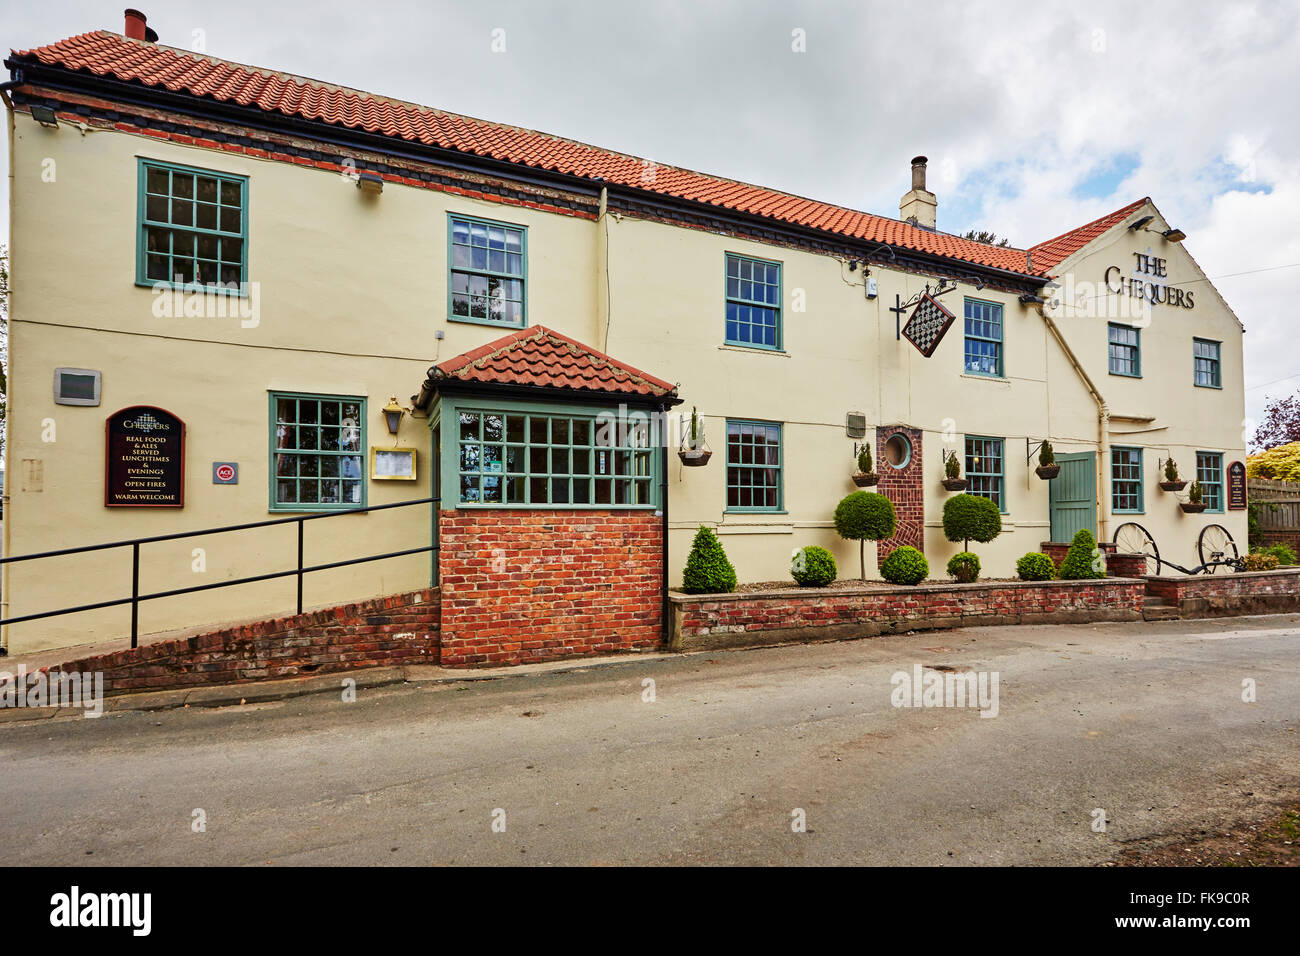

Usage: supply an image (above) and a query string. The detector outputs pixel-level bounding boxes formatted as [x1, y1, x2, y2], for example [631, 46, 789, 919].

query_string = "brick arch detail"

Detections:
[876, 425, 924, 563]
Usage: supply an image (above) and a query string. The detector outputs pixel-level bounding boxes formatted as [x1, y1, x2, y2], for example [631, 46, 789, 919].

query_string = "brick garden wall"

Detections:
[21, 589, 441, 697]
[437, 510, 663, 667]
[1143, 568, 1300, 617]
[671, 578, 1145, 650]
[876, 425, 924, 562]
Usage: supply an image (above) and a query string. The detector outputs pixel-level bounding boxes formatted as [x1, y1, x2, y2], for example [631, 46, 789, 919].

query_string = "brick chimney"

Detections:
[124, 9, 158, 43]
[899, 155, 937, 230]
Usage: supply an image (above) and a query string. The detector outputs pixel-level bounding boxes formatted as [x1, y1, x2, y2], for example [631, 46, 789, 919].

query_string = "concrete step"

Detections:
[1142, 596, 1181, 621]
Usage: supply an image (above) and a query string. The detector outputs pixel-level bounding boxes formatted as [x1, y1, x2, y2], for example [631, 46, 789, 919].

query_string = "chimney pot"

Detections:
[124, 9, 157, 42]
[910, 155, 928, 191]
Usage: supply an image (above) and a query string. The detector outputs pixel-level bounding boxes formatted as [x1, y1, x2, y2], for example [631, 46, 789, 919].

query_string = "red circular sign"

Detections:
[215, 464, 235, 482]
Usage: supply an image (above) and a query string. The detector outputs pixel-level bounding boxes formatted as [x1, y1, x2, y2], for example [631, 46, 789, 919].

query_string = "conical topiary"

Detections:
[681, 525, 738, 594]
[1058, 527, 1106, 580]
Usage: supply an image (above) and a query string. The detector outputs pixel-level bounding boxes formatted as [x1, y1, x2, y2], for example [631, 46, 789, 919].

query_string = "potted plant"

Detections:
[941, 450, 967, 491]
[1159, 457, 1187, 491]
[852, 445, 879, 487]
[678, 407, 711, 466]
[1181, 480, 1207, 513]
[1035, 440, 1060, 479]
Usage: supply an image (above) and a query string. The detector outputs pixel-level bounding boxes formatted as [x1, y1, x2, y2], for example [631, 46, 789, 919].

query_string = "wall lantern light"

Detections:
[30, 105, 58, 128]
[1128, 215, 1155, 231]
[357, 171, 383, 194]
[1163, 228, 1186, 242]
[382, 396, 405, 435]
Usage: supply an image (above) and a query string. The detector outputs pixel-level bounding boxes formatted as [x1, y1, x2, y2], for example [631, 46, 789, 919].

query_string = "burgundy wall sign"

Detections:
[1227, 460, 1246, 511]
[105, 406, 186, 507]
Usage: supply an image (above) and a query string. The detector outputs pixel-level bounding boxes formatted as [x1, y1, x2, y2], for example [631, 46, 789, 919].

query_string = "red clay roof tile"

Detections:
[1028, 197, 1150, 274]
[432, 326, 677, 399]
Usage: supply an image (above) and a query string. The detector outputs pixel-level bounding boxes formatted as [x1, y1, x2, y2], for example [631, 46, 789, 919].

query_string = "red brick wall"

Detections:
[673, 578, 1144, 646]
[21, 589, 440, 696]
[438, 510, 663, 667]
[1143, 568, 1300, 617]
[876, 425, 924, 562]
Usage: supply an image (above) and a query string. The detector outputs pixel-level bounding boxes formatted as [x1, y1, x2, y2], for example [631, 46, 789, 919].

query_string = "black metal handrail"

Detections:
[0, 497, 438, 648]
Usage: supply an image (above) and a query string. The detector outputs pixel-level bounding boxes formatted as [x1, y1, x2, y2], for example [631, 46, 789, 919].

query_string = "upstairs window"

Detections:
[1193, 338, 1221, 388]
[449, 214, 526, 328]
[138, 159, 247, 290]
[725, 254, 782, 350]
[1108, 323, 1141, 377]
[965, 435, 1005, 511]
[964, 299, 1003, 377]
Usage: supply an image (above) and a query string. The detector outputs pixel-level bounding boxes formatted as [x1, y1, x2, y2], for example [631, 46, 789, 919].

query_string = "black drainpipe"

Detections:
[659, 400, 672, 648]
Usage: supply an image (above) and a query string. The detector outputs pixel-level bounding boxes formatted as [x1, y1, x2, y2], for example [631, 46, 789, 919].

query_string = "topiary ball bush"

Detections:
[1059, 528, 1106, 580]
[834, 491, 897, 541]
[1016, 551, 1057, 581]
[880, 546, 929, 586]
[946, 551, 980, 583]
[791, 545, 837, 587]
[942, 494, 1003, 547]
[681, 525, 738, 593]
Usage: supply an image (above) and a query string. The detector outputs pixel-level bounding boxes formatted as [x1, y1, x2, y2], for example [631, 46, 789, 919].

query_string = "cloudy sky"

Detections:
[3, 0, 1299, 424]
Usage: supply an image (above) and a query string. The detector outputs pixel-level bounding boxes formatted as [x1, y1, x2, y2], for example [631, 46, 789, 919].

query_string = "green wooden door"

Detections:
[1049, 452, 1097, 543]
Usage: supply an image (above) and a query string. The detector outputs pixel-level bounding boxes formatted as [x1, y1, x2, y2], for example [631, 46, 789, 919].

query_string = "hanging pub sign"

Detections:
[105, 406, 186, 507]
[1227, 460, 1246, 510]
[901, 293, 957, 357]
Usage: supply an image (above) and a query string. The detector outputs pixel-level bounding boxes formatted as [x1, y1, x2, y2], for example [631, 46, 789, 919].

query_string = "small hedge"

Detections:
[791, 546, 837, 587]
[946, 551, 980, 583]
[1253, 543, 1296, 566]
[880, 546, 929, 586]
[1058, 528, 1106, 580]
[681, 526, 737, 594]
[1016, 552, 1057, 581]
[1242, 552, 1279, 572]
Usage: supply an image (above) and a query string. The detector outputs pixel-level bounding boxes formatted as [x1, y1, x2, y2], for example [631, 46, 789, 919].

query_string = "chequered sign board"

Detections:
[902, 293, 957, 357]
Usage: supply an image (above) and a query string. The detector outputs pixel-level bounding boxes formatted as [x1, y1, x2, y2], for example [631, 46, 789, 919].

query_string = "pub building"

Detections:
[1, 11, 1247, 661]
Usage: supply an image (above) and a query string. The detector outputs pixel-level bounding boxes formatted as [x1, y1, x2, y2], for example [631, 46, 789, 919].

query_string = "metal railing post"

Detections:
[296, 517, 305, 615]
[131, 542, 140, 649]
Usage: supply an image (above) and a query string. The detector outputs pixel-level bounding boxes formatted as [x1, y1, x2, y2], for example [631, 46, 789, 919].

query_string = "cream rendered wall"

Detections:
[1042, 203, 1248, 561]
[4, 117, 601, 653]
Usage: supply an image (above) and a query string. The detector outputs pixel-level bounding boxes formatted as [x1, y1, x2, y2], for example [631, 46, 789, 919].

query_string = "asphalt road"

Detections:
[2, 615, 1298, 865]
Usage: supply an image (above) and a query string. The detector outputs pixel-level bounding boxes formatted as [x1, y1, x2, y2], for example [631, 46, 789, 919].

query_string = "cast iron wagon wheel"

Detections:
[1197, 524, 1239, 573]
[1112, 521, 1161, 575]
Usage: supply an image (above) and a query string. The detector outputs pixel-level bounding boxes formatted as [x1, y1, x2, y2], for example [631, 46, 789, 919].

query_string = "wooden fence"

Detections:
[1248, 479, 1300, 551]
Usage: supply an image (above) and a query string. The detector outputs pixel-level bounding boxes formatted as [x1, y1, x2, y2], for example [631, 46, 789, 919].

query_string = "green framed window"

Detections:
[455, 406, 655, 507]
[1111, 446, 1143, 513]
[270, 393, 366, 511]
[138, 158, 247, 291]
[1196, 451, 1224, 513]
[964, 299, 1003, 377]
[726, 420, 783, 511]
[448, 213, 526, 328]
[1193, 338, 1222, 388]
[725, 254, 782, 350]
[965, 435, 1005, 511]
[1108, 323, 1141, 377]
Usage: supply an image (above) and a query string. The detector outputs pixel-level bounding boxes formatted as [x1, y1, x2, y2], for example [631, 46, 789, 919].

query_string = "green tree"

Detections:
[834, 491, 897, 580]
[961, 229, 1011, 247]
[942, 494, 1002, 551]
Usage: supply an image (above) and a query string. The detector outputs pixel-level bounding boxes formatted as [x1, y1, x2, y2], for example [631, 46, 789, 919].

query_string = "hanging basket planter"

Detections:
[679, 446, 712, 467]
[1180, 501, 1207, 514]
[852, 471, 879, 488]
[1160, 479, 1188, 492]
[942, 477, 968, 491]
[1035, 464, 1061, 480]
